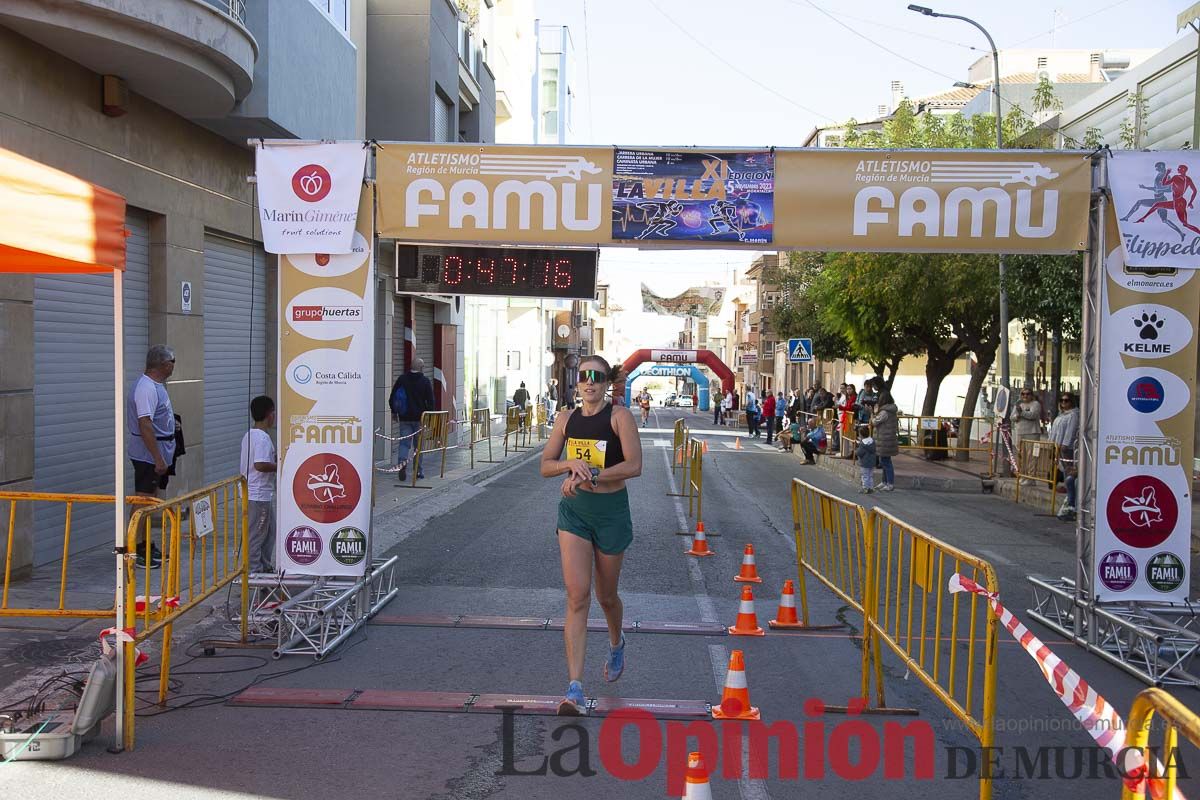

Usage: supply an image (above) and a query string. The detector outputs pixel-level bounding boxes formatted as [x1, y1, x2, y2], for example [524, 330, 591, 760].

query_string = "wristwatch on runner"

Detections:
[590, 467, 600, 486]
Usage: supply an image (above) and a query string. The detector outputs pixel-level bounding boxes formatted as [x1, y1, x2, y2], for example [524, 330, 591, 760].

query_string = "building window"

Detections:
[309, 0, 350, 32]
[541, 66, 559, 139]
[434, 91, 455, 143]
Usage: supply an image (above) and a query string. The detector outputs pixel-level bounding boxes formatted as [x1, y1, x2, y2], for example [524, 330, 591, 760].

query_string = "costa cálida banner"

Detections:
[1093, 206, 1199, 601]
[375, 144, 1091, 254]
[256, 141, 367, 255]
[1109, 150, 1200, 269]
[276, 192, 375, 577]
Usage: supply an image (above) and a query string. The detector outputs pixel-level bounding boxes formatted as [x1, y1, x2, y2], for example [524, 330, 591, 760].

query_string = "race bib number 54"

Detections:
[567, 437, 606, 469]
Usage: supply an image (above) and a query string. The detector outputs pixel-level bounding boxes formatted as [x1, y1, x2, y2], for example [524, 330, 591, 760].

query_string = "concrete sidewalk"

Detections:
[0, 427, 545, 700]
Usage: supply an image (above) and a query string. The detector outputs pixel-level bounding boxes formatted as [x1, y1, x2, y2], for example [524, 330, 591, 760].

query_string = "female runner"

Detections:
[540, 355, 643, 715]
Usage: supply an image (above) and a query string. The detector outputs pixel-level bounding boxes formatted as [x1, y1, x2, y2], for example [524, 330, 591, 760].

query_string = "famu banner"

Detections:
[276, 192, 374, 577]
[376, 144, 1091, 254]
[1093, 207, 1199, 601]
[1110, 150, 1200, 269]
[256, 141, 367, 255]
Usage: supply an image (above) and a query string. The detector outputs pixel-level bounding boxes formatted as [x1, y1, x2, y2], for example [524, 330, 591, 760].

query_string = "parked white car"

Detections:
[677, 396, 694, 408]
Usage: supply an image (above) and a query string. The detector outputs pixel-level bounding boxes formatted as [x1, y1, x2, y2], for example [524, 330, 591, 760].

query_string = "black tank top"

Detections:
[563, 404, 625, 470]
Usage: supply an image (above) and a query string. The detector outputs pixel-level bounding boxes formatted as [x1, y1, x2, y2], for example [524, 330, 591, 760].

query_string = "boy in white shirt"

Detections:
[239, 396, 277, 573]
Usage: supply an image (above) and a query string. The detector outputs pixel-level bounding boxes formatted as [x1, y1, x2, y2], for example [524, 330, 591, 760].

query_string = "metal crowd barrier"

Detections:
[1014, 438, 1060, 514]
[1, 492, 158, 618]
[867, 507, 999, 800]
[401, 410, 451, 488]
[503, 406, 528, 456]
[896, 414, 994, 461]
[670, 418, 688, 477]
[469, 406, 496, 467]
[1121, 687, 1200, 798]
[120, 475, 248, 751]
[790, 480, 1000, 800]
[675, 438, 715, 535]
[534, 403, 548, 440]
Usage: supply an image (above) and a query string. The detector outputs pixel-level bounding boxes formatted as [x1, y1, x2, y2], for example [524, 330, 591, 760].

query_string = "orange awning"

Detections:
[0, 146, 126, 274]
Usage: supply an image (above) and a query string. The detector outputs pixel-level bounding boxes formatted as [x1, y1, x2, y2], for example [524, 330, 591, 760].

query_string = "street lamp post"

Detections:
[909, 5, 1010, 392]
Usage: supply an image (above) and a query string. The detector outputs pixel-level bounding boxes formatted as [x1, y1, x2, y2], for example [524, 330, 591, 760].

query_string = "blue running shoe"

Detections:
[604, 634, 626, 683]
[557, 680, 586, 716]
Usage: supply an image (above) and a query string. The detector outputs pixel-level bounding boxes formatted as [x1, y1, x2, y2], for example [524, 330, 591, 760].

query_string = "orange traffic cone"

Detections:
[734, 544, 763, 583]
[686, 521, 714, 557]
[768, 580, 805, 629]
[680, 751, 714, 800]
[728, 585, 765, 636]
[734, 437, 742, 450]
[675, 446, 683, 465]
[711, 649, 761, 720]
[702, 440, 709, 455]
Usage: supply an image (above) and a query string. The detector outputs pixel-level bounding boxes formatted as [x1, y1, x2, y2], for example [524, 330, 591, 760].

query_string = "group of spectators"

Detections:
[1009, 387, 1080, 521]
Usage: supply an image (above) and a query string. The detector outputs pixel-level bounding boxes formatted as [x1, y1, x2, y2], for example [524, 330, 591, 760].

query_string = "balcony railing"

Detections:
[202, 0, 246, 24]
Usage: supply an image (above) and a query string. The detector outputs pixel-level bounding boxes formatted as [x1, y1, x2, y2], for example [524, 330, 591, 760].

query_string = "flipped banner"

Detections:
[1110, 150, 1200, 270]
[276, 192, 375, 577]
[376, 145, 1091, 254]
[256, 142, 367, 255]
[1093, 207, 1199, 601]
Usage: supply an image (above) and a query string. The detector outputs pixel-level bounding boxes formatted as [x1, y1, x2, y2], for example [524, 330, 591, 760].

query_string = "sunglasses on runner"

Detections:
[578, 369, 607, 384]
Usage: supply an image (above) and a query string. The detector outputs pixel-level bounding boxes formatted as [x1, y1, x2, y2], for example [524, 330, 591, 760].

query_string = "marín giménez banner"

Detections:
[1110, 151, 1200, 270]
[641, 284, 726, 317]
[256, 142, 366, 255]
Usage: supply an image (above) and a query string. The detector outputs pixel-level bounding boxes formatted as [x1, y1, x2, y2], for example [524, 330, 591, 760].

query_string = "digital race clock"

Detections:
[394, 245, 598, 300]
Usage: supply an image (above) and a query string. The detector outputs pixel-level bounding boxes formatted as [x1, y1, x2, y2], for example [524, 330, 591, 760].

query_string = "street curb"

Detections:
[371, 442, 546, 526]
[814, 449, 986, 493]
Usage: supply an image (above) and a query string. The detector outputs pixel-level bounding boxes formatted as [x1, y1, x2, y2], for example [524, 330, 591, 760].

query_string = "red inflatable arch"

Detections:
[613, 348, 736, 404]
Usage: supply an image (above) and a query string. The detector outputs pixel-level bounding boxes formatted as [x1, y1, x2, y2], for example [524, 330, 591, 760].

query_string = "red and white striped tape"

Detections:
[98, 627, 149, 667]
[948, 573, 1179, 799]
[134, 594, 180, 613]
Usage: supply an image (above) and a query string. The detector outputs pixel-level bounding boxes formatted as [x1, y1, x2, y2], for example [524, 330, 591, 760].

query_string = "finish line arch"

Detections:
[624, 363, 711, 410]
[614, 348, 735, 412]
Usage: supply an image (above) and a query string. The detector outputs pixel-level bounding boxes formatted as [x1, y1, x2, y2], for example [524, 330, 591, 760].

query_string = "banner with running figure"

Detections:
[276, 192, 375, 577]
[1110, 150, 1200, 269]
[1093, 206, 1200, 601]
[612, 149, 774, 244]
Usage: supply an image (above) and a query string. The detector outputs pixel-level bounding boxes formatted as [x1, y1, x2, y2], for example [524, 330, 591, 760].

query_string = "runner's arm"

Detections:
[596, 407, 642, 483]
[540, 411, 592, 483]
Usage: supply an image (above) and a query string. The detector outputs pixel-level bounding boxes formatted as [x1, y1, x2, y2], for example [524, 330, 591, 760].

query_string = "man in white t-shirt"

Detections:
[127, 344, 176, 568]
[239, 396, 277, 573]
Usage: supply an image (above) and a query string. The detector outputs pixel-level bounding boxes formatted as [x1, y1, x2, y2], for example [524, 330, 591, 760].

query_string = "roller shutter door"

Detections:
[414, 300, 436, 400]
[32, 210, 151, 564]
[202, 235, 268, 484]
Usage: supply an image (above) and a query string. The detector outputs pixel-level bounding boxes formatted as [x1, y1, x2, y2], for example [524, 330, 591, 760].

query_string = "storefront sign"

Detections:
[276, 193, 374, 577]
[1093, 209, 1199, 601]
[377, 145, 1090, 254]
[1110, 151, 1200, 269]
[256, 142, 367, 255]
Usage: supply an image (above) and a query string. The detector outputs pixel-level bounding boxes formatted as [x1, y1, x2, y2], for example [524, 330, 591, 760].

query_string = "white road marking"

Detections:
[979, 548, 1014, 566]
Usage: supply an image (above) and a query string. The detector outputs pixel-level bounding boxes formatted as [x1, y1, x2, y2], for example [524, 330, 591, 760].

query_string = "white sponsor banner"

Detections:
[276, 193, 374, 577]
[650, 349, 697, 363]
[1110, 151, 1200, 270]
[1093, 209, 1197, 601]
[256, 142, 367, 255]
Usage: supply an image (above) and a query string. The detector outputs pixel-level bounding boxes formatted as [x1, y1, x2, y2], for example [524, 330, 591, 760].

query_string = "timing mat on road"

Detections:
[229, 686, 712, 719]
[370, 614, 730, 635]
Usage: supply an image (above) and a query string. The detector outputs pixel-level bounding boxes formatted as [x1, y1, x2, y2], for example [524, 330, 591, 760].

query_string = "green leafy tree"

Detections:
[768, 252, 852, 363]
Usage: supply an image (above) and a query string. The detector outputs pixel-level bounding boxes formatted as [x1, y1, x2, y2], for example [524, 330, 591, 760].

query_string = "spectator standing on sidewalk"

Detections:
[547, 379, 559, 423]
[872, 390, 900, 492]
[744, 386, 760, 439]
[390, 357, 435, 482]
[761, 390, 777, 444]
[513, 381, 530, 409]
[789, 389, 804, 423]
[720, 389, 732, 426]
[1049, 392, 1080, 520]
[774, 391, 786, 439]
[854, 424, 878, 494]
[127, 344, 177, 568]
[1010, 388, 1044, 485]
[838, 384, 857, 453]
[239, 396, 277, 573]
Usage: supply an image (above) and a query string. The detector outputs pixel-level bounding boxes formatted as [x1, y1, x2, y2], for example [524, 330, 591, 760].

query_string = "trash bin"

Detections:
[922, 426, 949, 460]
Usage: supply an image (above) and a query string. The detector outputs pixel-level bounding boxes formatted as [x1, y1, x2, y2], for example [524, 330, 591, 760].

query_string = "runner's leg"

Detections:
[558, 530, 594, 682]
[593, 547, 625, 648]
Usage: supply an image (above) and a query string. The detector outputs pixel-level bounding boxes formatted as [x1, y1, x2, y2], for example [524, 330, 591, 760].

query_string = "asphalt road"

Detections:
[4, 406, 1195, 799]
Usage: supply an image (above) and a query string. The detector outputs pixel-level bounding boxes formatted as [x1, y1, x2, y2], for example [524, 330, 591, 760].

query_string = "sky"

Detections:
[532, 0, 1188, 347]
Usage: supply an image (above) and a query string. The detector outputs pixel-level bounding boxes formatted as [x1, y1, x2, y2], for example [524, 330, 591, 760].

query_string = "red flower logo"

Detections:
[292, 164, 332, 202]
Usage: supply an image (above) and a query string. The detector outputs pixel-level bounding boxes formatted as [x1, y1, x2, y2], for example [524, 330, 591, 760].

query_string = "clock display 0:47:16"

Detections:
[420, 253, 574, 290]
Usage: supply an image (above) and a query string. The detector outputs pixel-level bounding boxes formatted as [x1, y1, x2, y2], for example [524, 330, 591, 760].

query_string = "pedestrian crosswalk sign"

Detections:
[787, 338, 813, 363]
